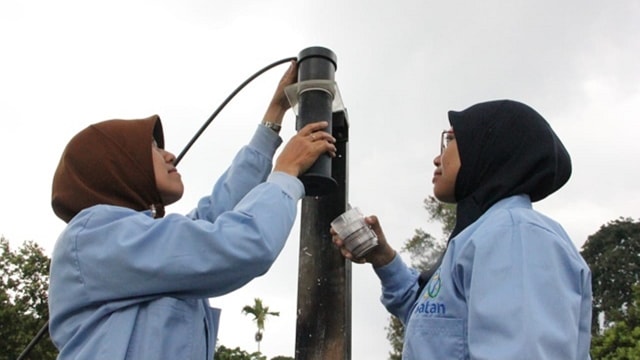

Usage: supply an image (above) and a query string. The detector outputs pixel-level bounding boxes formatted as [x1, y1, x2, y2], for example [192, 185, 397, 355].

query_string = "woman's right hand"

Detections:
[274, 121, 336, 177]
[331, 214, 396, 267]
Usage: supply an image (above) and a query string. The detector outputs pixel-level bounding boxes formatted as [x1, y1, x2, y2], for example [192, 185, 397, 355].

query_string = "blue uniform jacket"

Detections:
[48, 125, 304, 359]
[376, 195, 592, 359]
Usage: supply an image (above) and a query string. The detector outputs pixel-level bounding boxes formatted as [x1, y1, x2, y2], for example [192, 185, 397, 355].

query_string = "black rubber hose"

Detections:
[174, 56, 297, 165]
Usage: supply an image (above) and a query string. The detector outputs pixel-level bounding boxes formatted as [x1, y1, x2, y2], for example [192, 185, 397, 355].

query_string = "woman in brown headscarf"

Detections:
[48, 61, 336, 359]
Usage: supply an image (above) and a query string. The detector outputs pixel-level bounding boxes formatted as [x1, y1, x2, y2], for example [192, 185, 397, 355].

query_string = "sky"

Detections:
[1, 0, 639, 358]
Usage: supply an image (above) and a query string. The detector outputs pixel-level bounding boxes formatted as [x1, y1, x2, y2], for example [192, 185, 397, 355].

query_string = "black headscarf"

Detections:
[448, 99, 571, 237]
[417, 99, 571, 291]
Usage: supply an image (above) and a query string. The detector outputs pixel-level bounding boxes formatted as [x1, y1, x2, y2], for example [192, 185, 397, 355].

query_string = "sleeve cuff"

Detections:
[249, 124, 283, 159]
[374, 253, 413, 286]
[267, 171, 305, 200]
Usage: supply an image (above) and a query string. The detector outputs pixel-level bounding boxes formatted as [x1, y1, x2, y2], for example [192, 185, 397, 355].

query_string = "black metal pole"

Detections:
[295, 110, 350, 359]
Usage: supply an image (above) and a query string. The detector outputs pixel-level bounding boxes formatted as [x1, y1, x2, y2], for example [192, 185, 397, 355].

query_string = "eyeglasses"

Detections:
[440, 130, 455, 155]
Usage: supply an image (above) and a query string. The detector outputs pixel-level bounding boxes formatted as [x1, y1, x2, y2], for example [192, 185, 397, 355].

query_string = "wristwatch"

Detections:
[262, 121, 282, 134]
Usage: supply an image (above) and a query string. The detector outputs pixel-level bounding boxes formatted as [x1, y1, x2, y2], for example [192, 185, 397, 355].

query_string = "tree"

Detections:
[241, 298, 280, 353]
[385, 314, 404, 360]
[213, 344, 294, 360]
[580, 217, 640, 334]
[0, 236, 57, 360]
[590, 284, 640, 359]
[400, 196, 455, 272]
[385, 196, 455, 359]
[214, 345, 267, 360]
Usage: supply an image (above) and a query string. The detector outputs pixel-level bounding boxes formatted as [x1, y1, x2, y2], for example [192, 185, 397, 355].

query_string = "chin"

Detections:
[433, 192, 455, 204]
[163, 192, 184, 206]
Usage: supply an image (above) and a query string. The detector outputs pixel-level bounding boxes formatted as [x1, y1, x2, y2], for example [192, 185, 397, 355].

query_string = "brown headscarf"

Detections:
[52, 115, 166, 223]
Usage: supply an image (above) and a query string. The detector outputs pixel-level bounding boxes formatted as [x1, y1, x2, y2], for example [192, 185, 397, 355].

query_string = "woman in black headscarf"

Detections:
[332, 100, 592, 359]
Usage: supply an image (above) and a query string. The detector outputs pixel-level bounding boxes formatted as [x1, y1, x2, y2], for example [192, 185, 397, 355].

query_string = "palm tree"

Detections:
[241, 298, 280, 353]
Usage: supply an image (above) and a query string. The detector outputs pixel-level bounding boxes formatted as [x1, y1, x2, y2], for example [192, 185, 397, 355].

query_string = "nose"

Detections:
[162, 150, 176, 164]
[433, 154, 441, 167]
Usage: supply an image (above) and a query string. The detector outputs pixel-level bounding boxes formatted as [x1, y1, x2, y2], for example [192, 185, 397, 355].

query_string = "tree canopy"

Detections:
[580, 217, 640, 333]
[590, 284, 640, 359]
[214, 345, 266, 360]
[241, 298, 280, 353]
[0, 236, 57, 360]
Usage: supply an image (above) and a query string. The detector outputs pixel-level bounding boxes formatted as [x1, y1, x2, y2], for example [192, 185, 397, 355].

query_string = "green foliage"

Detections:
[242, 298, 280, 332]
[580, 217, 640, 334]
[590, 285, 640, 359]
[213, 344, 293, 360]
[400, 229, 445, 272]
[384, 315, 404, 360]
[422, 196, 456, 239]
[241, 298, 280, 352]
[591, 323, 640, 360]
[0, 236, 57, 359]
[401, 196, 455, 273]
[386, 197, 456, 359]
[214, 345, 266, 360]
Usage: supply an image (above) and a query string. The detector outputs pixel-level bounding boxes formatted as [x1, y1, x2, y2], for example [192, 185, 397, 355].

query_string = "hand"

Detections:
[274, 121, 336, 177]
[262, 60, 298, 125]
[331, 215, 396, 267]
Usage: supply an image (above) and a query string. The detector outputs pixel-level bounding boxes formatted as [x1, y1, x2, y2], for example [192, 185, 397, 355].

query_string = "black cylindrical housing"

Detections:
[298, 46, 337, 81]
[295, 46, 338, 196]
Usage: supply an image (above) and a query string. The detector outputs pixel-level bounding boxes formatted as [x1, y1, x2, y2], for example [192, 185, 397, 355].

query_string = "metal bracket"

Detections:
[285, 79, 345, 116]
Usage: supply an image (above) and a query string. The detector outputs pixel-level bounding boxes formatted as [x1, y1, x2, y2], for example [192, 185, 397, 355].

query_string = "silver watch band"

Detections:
[262, 121, 282, 134]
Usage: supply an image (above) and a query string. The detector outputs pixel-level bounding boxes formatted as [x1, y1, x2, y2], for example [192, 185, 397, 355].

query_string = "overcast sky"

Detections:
[1, 0, 639, 358]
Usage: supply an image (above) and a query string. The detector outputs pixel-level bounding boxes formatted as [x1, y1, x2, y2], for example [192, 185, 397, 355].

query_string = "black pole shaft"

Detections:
[295, 110, 350, 359]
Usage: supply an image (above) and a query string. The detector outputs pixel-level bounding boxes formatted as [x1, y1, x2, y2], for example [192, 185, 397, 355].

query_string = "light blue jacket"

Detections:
[376, 195, 592, 359]
[48, 125, 304, 359]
